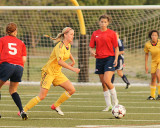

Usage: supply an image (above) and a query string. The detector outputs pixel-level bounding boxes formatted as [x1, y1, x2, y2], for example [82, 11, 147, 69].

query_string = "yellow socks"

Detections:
[23, 96, 41, 112]
[54, 91, 71, 107]
[157, 83, 160, 95]
[150, 85, 156, 98]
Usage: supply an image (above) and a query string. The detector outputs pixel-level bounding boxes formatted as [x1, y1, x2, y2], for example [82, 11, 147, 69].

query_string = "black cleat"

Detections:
[125, 83, 130, 89]
[20, 111, 28, 120]
[147, 96, 155, 100]
[156, 95, 160, 100]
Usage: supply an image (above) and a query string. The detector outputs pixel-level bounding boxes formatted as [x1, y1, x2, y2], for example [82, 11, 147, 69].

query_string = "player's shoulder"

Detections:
[144, 40, 151, 46]
[55, 41, 64, 49]
[0, 36, 8, 40]
[107, 29, 116, 34]
[92, 29, 100, 34]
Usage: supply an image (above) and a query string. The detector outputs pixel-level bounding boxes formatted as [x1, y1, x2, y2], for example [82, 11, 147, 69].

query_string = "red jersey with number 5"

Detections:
[0, 36, 27, 67]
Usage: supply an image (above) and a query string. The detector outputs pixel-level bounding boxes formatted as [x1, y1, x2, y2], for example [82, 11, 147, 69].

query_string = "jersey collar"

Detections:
[150, 40, 158, 46]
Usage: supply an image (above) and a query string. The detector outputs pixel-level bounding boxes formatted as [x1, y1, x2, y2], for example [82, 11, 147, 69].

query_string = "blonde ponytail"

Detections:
[44, 27, 73, 43]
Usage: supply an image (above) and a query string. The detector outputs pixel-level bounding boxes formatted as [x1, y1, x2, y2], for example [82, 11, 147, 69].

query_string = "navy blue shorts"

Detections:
[115, 58, 124, 70]
[0, 62, 23, 82]
[95, 56, 115, 74]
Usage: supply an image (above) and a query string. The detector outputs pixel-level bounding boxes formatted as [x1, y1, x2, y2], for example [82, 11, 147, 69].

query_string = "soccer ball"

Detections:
[111, 104, 126, 119]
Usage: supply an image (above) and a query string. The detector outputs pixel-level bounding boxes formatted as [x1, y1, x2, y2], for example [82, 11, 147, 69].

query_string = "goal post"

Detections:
[0, 6, 160, 85]
[70, 0, 89, 82]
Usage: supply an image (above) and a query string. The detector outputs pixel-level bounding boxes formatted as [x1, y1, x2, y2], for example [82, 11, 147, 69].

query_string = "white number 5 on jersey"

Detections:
[8, 43, 17, 55]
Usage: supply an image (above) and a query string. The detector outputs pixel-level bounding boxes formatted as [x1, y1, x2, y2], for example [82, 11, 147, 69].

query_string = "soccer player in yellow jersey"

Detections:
[21, 27, 80, 116]
[144, 30, 160, 100]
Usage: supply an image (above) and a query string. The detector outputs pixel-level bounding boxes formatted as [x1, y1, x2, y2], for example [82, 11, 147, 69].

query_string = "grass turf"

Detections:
[0, 85, 160, 127]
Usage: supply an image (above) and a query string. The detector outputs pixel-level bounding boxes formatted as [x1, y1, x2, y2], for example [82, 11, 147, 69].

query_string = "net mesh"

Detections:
[0, 7, 160, 84]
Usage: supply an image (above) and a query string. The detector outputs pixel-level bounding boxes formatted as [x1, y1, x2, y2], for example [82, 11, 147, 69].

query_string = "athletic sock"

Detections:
[23, 96, 41, 112]
[104, 90, 112, 107]
[111, 74, 115, 83]
[11, 92, 23, 112]
[122, 75, 130, 84]
[109, 87, 118, 106]
[150, 85, 156, 98]
[54, 91, 71, 107]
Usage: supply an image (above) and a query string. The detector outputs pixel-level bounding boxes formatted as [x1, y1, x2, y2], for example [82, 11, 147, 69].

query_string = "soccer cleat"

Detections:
[102, 106, 112, 112]
[147, 96, 155, 100]
[125, 83, 130, 89]
[51, 104, 64, 116]
[18, 111, 28, 120]
[156, 95, 160, 100]
[17, 111, 20, 116]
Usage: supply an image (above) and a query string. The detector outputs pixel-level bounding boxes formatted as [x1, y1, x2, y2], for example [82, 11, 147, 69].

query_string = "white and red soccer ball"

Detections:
[112, 104, 126, 119]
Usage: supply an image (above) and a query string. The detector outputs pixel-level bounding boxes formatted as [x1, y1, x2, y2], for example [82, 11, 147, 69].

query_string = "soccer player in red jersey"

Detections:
[89, 15, 119, 111]
[0, 22, 28, 120]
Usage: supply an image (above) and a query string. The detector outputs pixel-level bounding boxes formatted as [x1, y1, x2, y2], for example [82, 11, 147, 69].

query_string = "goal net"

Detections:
[0, 6, 159, 85]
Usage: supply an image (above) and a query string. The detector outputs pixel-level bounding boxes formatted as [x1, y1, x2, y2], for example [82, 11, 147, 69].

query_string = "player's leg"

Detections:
[104, 71, 118, 106]
[111, 74, 115, 83]
[148, 63, 157, 100]
[0, 80, 5, 119]
[117, 70, 130, 89]
[147, 73, 156, 100]
[99, 74, 112, 111]
[156, 68, 160, 100]
[23, 71, 52, 113]
[23, 86, 48, 112]
[9, 82, 27, 120]
[51, 79, 74, 116]
[0, 63, 14, 119]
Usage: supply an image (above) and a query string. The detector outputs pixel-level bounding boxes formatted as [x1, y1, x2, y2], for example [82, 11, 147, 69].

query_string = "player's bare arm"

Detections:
[58, 58, 80, 73]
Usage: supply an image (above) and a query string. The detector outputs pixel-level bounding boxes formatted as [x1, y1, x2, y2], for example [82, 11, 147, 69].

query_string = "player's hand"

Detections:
[113, 60, 117, 67]
[73, 68, 80, 74]
[145, 66, 148, 74]
[69, 61, 75, 67]
[90, 49, 96, 57]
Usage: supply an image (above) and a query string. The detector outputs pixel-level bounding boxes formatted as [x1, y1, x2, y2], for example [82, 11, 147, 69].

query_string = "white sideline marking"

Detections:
[20, 81, 149, 86]
[1, 104, 160, 108]
[0, 126, 73, 128]
[2, 116, 160, 122]
[76, 125, 160, 128]
[1, 110, 160, 115]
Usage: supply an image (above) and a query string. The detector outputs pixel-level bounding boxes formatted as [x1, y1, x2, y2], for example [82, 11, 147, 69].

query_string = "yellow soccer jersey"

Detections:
[42, 42, 71, 75]
[144, 40, 160, 63]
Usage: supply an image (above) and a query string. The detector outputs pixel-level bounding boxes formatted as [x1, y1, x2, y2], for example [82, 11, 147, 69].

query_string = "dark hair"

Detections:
[6, 22, 17, 35]
[99, 14, 112, 23]
[148, 30, 159, 39]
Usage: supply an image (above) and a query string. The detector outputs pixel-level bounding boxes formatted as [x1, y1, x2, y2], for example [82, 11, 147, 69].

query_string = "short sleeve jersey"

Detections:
[89, 29, 118, 59]
[41, 42, 71, 75]
[144, 39, 160, 63]
[0, 36, 27, 67]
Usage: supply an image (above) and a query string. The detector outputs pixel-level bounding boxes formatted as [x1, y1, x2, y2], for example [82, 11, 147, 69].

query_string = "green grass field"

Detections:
[1, 85, 160, 128]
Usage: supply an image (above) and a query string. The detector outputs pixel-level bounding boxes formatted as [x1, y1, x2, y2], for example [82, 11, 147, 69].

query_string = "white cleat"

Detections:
[102, 106, 112, 112]
[51, 104, 64, 116]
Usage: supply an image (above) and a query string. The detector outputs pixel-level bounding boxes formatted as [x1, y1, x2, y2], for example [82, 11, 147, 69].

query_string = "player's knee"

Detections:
[39, 95, 46, 100]
[69, 88, 76, 95]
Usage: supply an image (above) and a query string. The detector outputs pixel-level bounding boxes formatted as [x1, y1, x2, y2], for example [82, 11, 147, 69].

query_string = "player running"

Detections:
[21, 27, 80, 117]
[0, 22, 27, 120]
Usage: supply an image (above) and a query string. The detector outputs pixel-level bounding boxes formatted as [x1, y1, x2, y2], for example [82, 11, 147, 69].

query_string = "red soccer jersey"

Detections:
[89, 29, 118, 58]
[0, 36, 27, 67]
